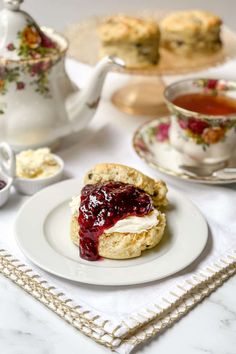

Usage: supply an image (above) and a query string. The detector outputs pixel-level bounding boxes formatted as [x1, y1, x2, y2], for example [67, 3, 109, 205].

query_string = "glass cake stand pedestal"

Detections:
[111, 76, 168, 117]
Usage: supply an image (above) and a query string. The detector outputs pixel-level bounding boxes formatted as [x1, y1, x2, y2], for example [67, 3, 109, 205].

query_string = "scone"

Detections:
[70, 164, 167, 261]
[98, 15, 160, 68]
[160, 10, 222, 54]
[84, 163, 168, 207]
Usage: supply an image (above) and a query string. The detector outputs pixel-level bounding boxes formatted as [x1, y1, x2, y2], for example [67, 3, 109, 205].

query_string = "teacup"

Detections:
[164, 78, 236, 164]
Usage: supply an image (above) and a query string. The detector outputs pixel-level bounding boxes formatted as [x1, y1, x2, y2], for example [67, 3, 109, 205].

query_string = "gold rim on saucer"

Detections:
[133, 116, 236, 184]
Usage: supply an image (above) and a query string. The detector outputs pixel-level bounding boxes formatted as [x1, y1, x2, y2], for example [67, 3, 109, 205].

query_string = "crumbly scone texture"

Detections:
[99, 43, 159, 69]
[98, 15, 160, 44]
[71, 212, 166, 259]
[160, 10, 222, 54]
[98, 15, 160, 68]
[84, 163, 168, 207]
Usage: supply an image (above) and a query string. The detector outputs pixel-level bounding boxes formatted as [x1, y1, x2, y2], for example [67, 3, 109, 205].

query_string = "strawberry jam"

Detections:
[78, 181, 154, 261]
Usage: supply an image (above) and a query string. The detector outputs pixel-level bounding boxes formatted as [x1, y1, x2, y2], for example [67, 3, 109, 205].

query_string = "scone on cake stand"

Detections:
[98, 15, 160, 69]
[160, 10, 222, 54]
[65, 10, 236, 116]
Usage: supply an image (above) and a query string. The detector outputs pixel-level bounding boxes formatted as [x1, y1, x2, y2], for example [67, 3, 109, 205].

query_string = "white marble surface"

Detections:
[1, 1, 236, 353]
[1, 274, 236, 354]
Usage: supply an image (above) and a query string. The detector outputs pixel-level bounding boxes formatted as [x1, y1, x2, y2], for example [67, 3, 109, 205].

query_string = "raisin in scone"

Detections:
[160, 10, 222, 54]
[98, 15, 160, 68]
[70, 164, 167, 261]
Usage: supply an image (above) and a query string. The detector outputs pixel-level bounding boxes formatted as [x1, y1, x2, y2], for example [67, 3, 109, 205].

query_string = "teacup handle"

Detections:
[0, 143, 16, 178]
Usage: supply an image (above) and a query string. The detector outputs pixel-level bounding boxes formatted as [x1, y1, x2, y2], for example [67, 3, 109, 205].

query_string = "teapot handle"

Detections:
[0, 143, 16, 178]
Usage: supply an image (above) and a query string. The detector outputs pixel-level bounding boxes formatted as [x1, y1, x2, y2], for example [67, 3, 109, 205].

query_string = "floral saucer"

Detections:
[133, 116, 236, 184]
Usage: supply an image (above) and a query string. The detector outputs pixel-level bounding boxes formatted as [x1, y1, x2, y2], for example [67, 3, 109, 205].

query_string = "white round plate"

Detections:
[15, 179, 208, 286]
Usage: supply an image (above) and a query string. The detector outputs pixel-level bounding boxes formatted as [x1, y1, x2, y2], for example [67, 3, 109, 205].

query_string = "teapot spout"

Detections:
[66, 56, 125, 132]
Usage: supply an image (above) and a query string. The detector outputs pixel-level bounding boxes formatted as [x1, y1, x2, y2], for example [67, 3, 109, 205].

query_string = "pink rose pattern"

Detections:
[156, 123, 170, 142]
[194, 79, 230, 93]
[134, 118, 170, 158]
[0, 58, 54, 107]
[186, 118, 209, 135]
[16, 81, 25, 90]
[177, 116, 233, 145]
[7, 43, 15, 51]
[0, 20, 60, 111]
[204, 79, 218, 90]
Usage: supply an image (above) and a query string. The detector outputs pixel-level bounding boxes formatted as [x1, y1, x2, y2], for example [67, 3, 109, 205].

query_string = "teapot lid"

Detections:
[0, 0, 58, 61]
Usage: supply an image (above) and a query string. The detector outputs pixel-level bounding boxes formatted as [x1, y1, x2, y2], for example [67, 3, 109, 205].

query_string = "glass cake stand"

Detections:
[64, 12, 236, 116]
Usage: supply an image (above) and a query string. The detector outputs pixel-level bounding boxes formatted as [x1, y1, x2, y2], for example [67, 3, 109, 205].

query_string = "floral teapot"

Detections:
[0, 0, 124, 150]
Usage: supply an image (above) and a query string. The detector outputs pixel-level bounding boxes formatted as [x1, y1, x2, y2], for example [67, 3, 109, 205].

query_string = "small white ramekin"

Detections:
[0, 171, 13, 207]
[13, 154, 64, 196]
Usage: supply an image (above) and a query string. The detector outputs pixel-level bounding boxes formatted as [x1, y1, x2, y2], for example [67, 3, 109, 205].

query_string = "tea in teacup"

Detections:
[172, 92, 236, 116]
[164, 78, 236, 164]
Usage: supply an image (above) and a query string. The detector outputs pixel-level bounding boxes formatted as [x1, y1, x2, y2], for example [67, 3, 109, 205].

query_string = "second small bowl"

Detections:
[0, 143, 64, 196]
[0, 170, 12, 207]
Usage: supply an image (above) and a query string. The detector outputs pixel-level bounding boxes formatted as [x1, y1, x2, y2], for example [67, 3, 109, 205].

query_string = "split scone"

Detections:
[70, 163, 167, 261]
[160, 10, 222, 54]
[98, 15, 160, 68]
